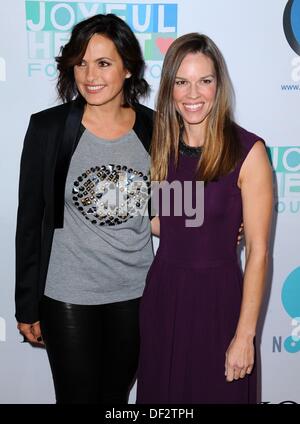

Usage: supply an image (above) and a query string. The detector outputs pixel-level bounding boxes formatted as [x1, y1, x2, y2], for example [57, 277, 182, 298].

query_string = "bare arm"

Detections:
[151, 216, 160, 237]
[225, 141, 273, 382]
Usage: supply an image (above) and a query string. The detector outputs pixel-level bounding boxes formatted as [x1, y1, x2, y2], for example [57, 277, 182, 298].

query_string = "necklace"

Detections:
[179, 137, 203, 157]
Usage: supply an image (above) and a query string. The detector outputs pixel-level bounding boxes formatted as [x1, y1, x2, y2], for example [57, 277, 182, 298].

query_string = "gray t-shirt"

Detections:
[44, 128, 153, 304]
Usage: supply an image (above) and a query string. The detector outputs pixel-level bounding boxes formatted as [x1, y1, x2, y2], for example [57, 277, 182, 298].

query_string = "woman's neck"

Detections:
[182, 123, 206, 147]
[83, 103, 136, 140]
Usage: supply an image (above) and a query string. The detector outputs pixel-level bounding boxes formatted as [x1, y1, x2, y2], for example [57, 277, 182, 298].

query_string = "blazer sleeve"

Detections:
[15, 115, 46, 324]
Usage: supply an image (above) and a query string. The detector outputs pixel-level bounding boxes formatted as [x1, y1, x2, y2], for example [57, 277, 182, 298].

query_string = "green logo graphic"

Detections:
[267, 147, 300, 213]
[25, 1, 178, 77]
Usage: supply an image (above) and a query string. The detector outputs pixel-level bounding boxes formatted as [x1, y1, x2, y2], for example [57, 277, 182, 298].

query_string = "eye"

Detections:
[76, 60, 86, 67]
[175, 80, 188, 86]
[202, 78, 213, 84]
[98, 60, 110, 67]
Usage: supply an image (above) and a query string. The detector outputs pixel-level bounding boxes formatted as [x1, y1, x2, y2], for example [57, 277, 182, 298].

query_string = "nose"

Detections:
[86, 64, 97, 82]
[187, 83, 200, 99]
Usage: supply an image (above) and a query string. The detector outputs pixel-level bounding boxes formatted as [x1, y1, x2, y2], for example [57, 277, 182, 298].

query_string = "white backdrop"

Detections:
[0, 0, 299, 404]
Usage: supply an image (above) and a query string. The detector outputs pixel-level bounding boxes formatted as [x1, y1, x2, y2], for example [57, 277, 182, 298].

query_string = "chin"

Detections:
[85, 98, 109, 107]
[181, 112, 209, 125]
[184, 117, 206, 125]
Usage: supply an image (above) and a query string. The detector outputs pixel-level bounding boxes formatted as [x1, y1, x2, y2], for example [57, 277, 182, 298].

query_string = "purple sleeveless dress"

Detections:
[137, 126, 263, 404]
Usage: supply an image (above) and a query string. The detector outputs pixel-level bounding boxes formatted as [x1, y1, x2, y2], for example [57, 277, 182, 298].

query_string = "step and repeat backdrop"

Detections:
[0, 0, 299, 403]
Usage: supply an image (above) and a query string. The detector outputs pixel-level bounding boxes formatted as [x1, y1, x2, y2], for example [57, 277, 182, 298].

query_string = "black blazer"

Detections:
[15, 98, 154, 323]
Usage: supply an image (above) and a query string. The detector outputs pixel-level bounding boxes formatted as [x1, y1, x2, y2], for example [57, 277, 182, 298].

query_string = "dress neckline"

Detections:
[179, 138, 203, 157]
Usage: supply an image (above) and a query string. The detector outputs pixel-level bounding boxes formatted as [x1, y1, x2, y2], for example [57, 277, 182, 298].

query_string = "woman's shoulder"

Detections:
[229, 124, 269, 185]
[134, 102, 154, 114]
[234, 123, 265, 153]
[134, 102, 155, 123]
[31, 101, 73, 124]
[133, 103, 155, 152]
[27, 100, 83, 137]
[232, 124, 268, 180]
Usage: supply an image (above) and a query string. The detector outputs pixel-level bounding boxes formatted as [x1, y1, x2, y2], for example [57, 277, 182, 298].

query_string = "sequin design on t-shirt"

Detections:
[72, 164, 150, 226]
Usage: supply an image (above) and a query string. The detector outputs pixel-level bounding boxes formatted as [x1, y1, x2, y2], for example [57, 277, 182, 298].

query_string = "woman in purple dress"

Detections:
[137, 33, 273, 404]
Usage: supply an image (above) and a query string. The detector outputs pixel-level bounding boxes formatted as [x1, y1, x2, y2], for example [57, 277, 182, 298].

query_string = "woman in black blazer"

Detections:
[16, 14, 154, 404]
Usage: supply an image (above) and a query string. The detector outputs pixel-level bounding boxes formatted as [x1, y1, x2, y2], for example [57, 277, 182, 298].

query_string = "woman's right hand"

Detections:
[237, 222, 244, 245]
[17, 321, 44, 345]
[151, 216, 160, 237]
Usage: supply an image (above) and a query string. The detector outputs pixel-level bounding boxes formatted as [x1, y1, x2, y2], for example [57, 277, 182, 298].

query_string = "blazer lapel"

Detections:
[54, 98, 84, 228]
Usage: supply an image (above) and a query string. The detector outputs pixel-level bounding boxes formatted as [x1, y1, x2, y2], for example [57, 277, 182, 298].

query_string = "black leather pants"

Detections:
[40, 295, 140, 404]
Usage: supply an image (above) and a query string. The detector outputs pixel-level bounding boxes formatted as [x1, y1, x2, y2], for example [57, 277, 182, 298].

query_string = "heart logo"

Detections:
[156, 37, 175, 55]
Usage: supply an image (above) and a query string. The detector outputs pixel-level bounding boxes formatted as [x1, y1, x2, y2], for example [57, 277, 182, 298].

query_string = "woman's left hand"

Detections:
[225, 335, 254, 382]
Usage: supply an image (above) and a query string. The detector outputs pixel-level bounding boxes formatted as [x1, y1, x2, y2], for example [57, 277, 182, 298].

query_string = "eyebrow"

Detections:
[175, 74, 215, 80]
[81, 57, 114, 62]
[96, 57, 113, 61]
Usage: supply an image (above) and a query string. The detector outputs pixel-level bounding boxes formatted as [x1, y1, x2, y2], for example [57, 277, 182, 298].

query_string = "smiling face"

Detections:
[173, 52, 217, 132]
[74, 33, 131, 108]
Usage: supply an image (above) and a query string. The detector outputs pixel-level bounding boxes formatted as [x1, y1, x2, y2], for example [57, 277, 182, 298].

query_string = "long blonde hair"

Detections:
[151, 33, 241, 182]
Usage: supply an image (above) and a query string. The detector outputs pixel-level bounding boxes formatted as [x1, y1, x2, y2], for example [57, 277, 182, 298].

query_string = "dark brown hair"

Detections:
[56, 13, 149, 106]
[151, 33, 241, 182]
